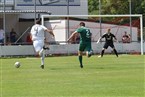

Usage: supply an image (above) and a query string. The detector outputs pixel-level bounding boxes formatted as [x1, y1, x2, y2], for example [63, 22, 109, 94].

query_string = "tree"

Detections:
[88, 0, 99, 14]
[88, 0, 145, 26]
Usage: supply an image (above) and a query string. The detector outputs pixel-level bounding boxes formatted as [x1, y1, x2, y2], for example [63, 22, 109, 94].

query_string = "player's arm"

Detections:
[96, 37, 102, 44]
[45, 29, 55, 37]
[97, 35, 104, 44]
[113, 34, 118, 42]
[67, 31, 78, 42]
[114, 37, 117, 40]
[97, 33, 105, 44]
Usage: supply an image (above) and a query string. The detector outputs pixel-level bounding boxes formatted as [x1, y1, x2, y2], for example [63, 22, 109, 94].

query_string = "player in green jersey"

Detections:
[68, 22, 93, 68]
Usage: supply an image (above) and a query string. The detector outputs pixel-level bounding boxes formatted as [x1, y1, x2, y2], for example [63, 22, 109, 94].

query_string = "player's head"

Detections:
[124, 31, 127, 34]
[80, 22, 85, 27]
[35, 19, 41, 24]
[108, 28, 111, 31]
[107, 28, 111, 33]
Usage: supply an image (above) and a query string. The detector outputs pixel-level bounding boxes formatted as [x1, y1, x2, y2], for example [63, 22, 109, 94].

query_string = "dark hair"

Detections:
[80, 22, 85, 27]
[36, 19, 41, 24]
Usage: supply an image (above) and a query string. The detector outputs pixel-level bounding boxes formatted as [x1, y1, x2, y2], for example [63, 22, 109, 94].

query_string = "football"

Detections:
[14, 62, 21, 68]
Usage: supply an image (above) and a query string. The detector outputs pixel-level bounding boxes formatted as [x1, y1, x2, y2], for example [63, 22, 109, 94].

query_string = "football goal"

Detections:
[41, 14, 143, 55]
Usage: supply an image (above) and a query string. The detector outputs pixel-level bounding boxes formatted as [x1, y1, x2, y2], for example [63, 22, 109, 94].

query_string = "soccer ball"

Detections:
[14, 62, 21, 68]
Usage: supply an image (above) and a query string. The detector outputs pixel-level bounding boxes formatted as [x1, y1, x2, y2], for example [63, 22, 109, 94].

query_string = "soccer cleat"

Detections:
[80, 64, 83, 68]
[40, 65, 44, 69]
[98, 55, 102, 58]
[88, 50, 93, 58]
[43, 46, 49, 50]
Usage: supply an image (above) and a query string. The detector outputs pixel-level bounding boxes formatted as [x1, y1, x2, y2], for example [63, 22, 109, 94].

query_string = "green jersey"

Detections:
[76, 26, 91, 43]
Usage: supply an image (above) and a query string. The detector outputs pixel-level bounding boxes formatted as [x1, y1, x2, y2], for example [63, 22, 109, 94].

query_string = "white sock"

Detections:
[41, 50, 45, 65]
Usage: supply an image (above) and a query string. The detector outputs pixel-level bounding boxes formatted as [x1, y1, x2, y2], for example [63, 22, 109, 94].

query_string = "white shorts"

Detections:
[33, 40, 44, 52]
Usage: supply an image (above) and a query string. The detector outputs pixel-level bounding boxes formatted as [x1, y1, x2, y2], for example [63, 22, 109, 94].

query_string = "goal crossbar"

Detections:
[41, 14, 142, 18]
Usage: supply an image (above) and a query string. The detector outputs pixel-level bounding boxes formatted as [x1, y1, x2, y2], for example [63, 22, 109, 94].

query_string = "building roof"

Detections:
[0, 10, 51, 14]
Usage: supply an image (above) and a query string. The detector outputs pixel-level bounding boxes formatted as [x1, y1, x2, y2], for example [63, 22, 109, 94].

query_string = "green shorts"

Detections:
[79, 42, 92, 52]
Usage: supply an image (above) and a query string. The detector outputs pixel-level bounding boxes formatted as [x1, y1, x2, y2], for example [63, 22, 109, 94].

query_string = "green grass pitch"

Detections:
[0, 55, 144, 97]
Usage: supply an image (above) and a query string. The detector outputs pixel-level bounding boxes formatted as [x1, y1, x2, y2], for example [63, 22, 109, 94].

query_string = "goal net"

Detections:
[41, 14, 143, 55]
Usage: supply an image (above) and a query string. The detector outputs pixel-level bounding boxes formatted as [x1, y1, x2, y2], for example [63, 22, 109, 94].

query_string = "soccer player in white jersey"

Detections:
[30, 19, 55, 69]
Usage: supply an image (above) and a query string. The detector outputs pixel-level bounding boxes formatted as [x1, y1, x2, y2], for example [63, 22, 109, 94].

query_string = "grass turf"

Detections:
[0, 55, 144, 97]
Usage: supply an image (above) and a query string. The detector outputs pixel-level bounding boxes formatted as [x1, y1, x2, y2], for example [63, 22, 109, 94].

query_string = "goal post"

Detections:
[41, 14, 144, 55]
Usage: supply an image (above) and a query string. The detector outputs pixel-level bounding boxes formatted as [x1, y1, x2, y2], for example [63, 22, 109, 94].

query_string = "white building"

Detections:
[0, 0, 88, 43]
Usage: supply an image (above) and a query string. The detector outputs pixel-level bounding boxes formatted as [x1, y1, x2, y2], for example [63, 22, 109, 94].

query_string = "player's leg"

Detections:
[43, 39, 50, 50]
[39, 47, 44, 56]
[86, 50, 93, 58]
[78, 43, 85, 68]
[33, 40, 45, 69]
[39, 42, 45, 69]
[113, 48, 118, 57]
[110, 43, 118, 57]
[98, 48, 105, 57]
[40, 49, 45, 69]
[78, 51, 83, 68]
[98, 43, 107, 57]
[86, 42, 93, 58]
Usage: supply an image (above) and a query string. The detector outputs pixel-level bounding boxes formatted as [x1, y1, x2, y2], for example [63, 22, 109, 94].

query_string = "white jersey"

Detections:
[30, 24, 47, 41]
[30, 24, 48, 52]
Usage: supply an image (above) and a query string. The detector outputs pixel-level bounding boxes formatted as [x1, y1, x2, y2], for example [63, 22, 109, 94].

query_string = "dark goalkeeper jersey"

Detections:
[102, 33, 115, 43]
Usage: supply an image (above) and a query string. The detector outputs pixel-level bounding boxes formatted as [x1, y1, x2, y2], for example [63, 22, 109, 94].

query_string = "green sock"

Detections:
[78, 56, 82, 65]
